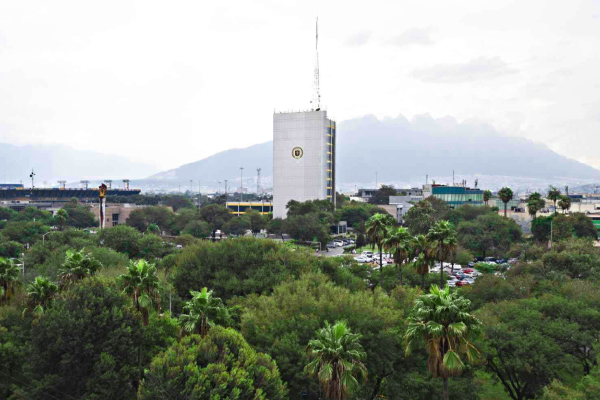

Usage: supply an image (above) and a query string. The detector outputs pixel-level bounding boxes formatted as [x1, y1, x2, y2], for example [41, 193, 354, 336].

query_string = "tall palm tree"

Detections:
[383, 226, 411, 286]
[26, 276, 58, 316]
[412, 234, 436, 288]
[483, 190, 492, 207]
[527, 192, 545, 220]
[497, 187, 513, 217]
[119, 259, 160, 326]
[178, 287, 229, 337]
[547, 187, 561, 214]
[404, 285, 482, 400]
[428, 220, 457, 287]
[58, 249, 102, 291]
[558, 195, 572, 214]
[0, 257, 21, 305]
[305, 321, 367, 400]
[365, 213, 394, 283]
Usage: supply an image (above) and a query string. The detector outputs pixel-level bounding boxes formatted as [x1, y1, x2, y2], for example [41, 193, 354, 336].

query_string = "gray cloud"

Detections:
[412, 57, 518, 83]
[344, 31, 373, 47]
[388, 27, 433, 46]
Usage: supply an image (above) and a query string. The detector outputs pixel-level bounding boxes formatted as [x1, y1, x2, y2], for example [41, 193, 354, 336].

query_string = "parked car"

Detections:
[455, 280, 470, 287]
[484, 257, 497, 263]
[474, 256, 485, 262]
[447, 281, 457, 288]
[496, 259, 507, 264]
[326, 242, 336, 249]
[468, 262, 474, 268]
[462, 268, 474, 274]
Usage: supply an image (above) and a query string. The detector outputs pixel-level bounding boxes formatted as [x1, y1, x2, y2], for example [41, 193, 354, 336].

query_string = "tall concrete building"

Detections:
[273, 110, 336, 218]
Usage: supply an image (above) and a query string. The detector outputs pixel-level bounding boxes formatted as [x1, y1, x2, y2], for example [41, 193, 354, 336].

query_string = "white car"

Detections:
[447, 281, 457, 287]
[354, 256, 369, 263]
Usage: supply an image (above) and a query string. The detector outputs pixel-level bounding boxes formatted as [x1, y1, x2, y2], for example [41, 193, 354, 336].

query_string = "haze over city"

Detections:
[1, 0, 599, 173]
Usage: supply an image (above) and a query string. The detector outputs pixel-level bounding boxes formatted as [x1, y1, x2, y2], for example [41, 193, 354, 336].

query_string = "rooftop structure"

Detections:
[227, 201, 273, 216]
[423, 184, 483, 208]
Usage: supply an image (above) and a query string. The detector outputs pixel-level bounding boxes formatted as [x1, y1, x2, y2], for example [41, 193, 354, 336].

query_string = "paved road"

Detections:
[316, 246, 352, 257]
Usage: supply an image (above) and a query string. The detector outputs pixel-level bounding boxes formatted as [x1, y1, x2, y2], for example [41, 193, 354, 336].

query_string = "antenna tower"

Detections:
[312, 18, 321, 111]
[256, 168, 261, 194]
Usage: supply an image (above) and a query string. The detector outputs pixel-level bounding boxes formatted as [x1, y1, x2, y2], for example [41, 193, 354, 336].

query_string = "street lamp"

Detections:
[42, 231, 52, 245]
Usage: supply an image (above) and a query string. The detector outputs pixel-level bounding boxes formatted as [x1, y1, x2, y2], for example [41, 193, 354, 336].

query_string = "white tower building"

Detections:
[272, 110, 336, 218]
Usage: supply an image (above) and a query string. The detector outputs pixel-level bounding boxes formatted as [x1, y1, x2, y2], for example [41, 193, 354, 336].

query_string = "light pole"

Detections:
[42, 232, 52, 245]
[29, 169, 35, 194]
[239, 167, 244, 216]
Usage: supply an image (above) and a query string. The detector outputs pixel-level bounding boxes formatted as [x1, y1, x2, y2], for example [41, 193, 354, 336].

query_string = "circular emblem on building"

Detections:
[292, 147, 304, 159]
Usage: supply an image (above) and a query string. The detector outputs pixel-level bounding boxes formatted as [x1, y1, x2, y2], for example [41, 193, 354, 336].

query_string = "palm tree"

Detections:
[483, 190, 492, 207]
[547, 187, 561, 214]
[527, 192, 545, 220]
[497, 187, 513, 217]
[55, 208, 68, 231]
[58, 249, 102, 291]
[178, 287, 229, 337]
[558, 195, 572, 214]
[0, 257, 21, 305]
[26, 276, 58, 315]
[383, 226, 411, 286]
[412, 234, 436, 288]
[404, 285, 482, 400]
[428, 220, 457, 287]
[305, 321, 367, 400]
[365, 213, 394, 284]
[119, 259, 160, 326]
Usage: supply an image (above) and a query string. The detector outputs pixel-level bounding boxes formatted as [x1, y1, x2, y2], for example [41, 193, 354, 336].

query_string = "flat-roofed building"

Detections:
[227, 202, 273, 216]
[273, 110, 336, 218]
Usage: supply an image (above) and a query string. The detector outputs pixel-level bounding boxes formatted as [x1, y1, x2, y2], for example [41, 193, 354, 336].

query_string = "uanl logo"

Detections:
[292, 147, 303, 159]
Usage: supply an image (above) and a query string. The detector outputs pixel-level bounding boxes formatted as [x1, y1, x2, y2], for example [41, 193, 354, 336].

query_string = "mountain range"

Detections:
[4, 114, 599, 192]
[0, 143, 159, 185]
[148, 114, 600, 191]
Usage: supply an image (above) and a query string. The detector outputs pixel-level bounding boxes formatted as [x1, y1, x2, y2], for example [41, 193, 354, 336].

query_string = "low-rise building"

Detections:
[226, 202, 273, 216]
[90, 204, 146, 228]
[423, 184, 483, 208]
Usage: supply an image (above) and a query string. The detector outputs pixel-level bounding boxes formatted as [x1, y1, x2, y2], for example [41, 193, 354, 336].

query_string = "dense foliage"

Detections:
[1, 193, 600, 400]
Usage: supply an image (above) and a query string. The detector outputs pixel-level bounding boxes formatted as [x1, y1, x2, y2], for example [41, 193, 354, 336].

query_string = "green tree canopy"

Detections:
[138, 327, 288, 400]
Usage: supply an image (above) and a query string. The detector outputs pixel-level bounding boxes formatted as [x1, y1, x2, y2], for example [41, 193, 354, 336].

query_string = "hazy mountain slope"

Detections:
[0, 143, 159, 184]
[148, 141, 273, 182]
[336, 114, 600, 183]
[147, 114, 600, 186]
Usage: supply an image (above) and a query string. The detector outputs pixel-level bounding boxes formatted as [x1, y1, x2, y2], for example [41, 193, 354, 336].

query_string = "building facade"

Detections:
[226, 202, 273, 216]
[423, 184, 483, 208]
[273, 110, 336, 218]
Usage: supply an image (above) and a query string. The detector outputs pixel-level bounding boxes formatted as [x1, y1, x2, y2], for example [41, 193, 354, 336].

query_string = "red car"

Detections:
[455, 281, 470, 287]
[462, 268, 474, 274]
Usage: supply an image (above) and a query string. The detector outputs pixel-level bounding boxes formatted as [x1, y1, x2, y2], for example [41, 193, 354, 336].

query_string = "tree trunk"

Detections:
[369, 377, 384, 400]
[421, 272, 425, 288]
[504, 203, 507, 217]
[440, 258, 444, 287]
[443, 377, 449, 400]
[398, 261, 403, 286]
[379, 244, 383, 285]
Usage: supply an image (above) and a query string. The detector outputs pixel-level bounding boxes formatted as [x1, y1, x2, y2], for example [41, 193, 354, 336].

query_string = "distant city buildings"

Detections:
[272, 110, 336, 219]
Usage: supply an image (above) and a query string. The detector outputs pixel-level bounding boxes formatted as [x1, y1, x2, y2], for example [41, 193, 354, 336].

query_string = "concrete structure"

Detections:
[90, 204, 146, 228]
[273, 110, 336, 218]
[226, 202, 273, 216]
[423, 184, 483, 208]
[389, 195, 423, 223]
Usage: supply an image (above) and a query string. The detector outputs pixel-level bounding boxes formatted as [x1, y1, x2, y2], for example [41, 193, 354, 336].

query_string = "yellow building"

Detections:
[226, 202, 273, 216]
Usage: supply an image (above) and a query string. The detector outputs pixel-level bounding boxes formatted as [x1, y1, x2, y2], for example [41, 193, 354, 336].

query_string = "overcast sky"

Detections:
[1, 0, 599, 172]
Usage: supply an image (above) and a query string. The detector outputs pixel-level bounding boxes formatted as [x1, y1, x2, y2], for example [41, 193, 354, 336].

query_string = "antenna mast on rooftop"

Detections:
[311, 18, 321, 111]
